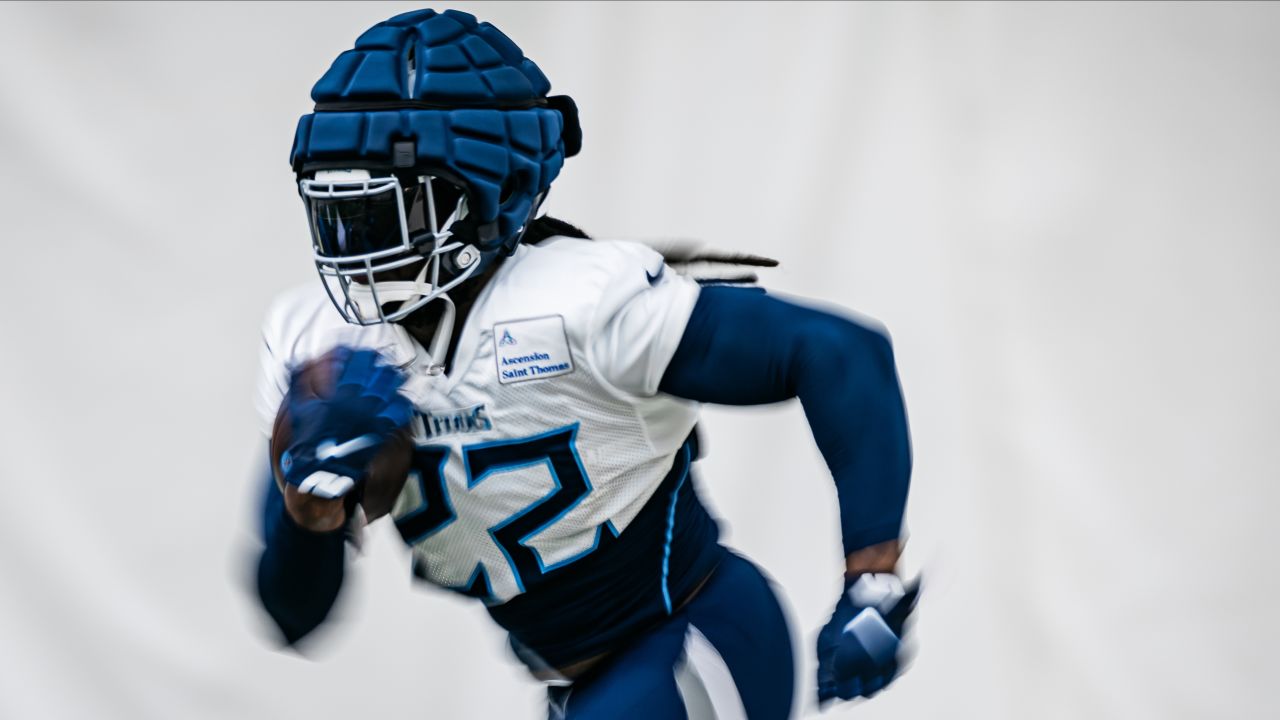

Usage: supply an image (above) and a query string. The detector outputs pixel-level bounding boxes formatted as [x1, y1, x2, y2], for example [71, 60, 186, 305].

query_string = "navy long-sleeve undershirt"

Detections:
[256, 458, 346, 645]
[658, 286, 911, 555]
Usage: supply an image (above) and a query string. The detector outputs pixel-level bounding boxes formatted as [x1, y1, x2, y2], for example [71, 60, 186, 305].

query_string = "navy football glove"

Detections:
[280, 347, 415, 499]
[817, 573, 920, 705]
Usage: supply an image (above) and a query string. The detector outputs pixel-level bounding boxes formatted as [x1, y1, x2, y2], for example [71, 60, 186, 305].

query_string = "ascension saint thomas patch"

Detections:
[493, 315, 575, 384]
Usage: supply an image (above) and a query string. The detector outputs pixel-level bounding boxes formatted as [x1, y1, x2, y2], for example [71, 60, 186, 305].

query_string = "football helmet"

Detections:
[289, 9, 581, 367]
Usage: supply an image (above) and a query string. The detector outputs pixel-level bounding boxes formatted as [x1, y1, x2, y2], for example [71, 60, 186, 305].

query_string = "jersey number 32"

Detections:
[392, 424, 611, 600]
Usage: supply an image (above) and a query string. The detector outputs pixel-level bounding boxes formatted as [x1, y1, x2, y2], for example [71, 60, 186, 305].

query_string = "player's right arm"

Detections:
[251, 291, 414, 645]
[258, 353, 414, 645]
[251, 292, 346, 645]
[256, 457, 348, 645]
[255, 347, 414, 645]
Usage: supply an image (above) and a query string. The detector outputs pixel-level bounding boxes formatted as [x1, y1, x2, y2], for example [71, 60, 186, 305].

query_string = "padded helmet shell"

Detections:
[290, 9, 577, 256]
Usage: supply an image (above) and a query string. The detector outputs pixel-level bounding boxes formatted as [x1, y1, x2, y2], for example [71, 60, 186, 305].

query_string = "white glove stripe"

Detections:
[848, 572, 906, 614]
[843, 608, 898, 667]
[297, 471, 356, 498]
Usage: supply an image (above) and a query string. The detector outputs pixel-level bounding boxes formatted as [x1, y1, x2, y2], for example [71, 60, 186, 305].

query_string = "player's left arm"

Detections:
[657, 284, 917, 704]
[659, 285, 910, 557]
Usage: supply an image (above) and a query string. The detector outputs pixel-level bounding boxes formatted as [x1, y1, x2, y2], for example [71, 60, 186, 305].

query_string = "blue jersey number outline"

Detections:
[393, 423, 610, 598]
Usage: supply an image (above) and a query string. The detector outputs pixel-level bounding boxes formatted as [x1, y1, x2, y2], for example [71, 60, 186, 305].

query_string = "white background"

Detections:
[1, 2, 1277, 718]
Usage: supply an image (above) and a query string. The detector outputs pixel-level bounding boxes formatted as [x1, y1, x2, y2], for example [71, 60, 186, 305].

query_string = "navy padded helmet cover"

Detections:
[291, 9, 568, 249]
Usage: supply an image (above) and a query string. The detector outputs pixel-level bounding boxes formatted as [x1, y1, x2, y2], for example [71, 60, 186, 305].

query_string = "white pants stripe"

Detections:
[674, 625, 749, 720]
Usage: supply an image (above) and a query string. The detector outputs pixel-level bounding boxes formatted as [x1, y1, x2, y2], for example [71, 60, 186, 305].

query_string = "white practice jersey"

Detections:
[256, 238, 702, 603]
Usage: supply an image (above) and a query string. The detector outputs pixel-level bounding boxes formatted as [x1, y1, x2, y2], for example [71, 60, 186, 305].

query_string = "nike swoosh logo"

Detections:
[315, 434, 378, 461]
[645, 266, 664, 286]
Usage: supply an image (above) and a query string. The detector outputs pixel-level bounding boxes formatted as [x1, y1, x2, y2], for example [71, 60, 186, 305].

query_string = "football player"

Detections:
[253, 9, 916, 719]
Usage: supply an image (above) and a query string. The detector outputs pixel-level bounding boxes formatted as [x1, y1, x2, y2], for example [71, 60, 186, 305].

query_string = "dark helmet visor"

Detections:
[307, 190, 404, 258]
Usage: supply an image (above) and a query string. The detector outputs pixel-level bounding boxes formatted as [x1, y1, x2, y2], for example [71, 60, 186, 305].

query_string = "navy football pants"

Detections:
[547, 553, 794, 719]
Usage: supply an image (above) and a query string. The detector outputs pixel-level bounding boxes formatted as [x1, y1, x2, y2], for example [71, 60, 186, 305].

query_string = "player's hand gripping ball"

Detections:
[270, 347, 415, 522]
[817, 573, 920, 705]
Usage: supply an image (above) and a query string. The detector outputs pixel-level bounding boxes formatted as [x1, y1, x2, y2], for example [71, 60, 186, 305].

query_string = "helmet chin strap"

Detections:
[345, 261, 457, 374]
[415, 294, 455, 375]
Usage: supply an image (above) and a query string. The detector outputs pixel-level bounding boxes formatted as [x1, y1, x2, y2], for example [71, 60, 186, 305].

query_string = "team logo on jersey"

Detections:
[417, 404, 493, 439]
[493, 315, 574, 384]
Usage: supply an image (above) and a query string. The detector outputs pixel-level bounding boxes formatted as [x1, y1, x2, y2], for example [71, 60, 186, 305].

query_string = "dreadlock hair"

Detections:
[524, 215, 591, 244]
[523, 216, 779, 286]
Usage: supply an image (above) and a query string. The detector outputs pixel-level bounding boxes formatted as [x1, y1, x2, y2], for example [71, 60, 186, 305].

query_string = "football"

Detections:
[270, 350, 414, 522]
